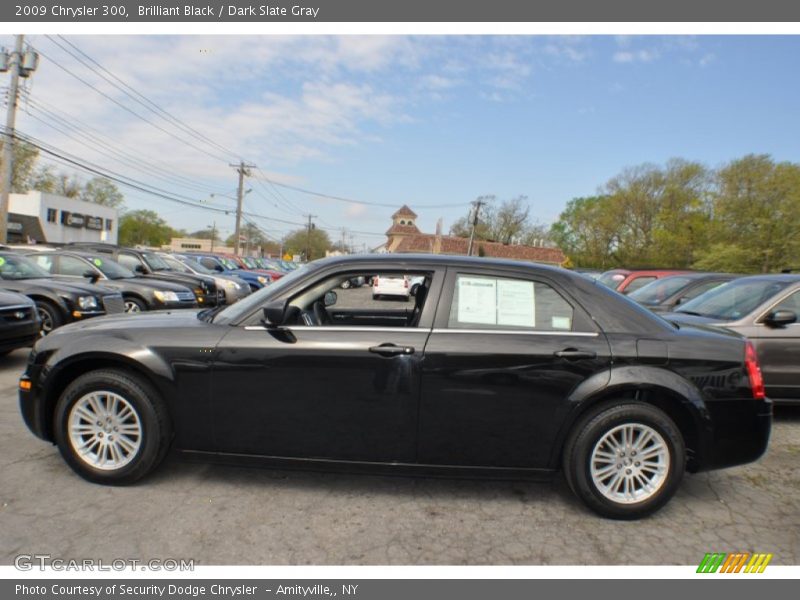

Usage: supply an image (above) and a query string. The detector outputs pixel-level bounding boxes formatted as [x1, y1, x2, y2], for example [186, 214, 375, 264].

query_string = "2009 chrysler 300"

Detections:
[19, 254, 771, 519]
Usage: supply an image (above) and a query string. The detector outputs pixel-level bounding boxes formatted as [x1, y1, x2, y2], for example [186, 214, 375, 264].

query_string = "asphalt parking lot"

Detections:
[1, 343, 799, 566]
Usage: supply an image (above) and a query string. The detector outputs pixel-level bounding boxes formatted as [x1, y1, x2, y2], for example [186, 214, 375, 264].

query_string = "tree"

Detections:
[0, 140, 39, 192]
[81, 177, 125, 209]
[118, 210, 177, 247]
[450, 195, 551, 246]
[188, 228, 221, 241]
[282, 227, 332, 261]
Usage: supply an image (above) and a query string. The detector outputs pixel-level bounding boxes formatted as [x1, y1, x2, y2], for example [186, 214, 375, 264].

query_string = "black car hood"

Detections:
[107, 277, 194, 294]
[43, 308, 206, 337]
[0, 289, 34, 306]
[0, 277, 115, 296]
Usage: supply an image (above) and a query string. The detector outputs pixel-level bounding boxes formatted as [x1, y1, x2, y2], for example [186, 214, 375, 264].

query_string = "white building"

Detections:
[8, 191, 118, 245]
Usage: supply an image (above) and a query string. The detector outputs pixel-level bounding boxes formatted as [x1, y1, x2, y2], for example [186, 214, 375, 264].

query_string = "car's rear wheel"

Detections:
[341, 279, 352, 289]
[563, 401, 685, 520]
[35, 300, 63, 335]
[53, 369, 172, 485]
[123, 297, 146, 313]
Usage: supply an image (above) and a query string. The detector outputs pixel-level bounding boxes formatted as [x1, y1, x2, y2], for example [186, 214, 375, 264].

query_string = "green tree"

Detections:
[118, 210, 176, 247]
[81, 177, 125, 209]
[450, 196, 551, 245]
[0, 140, 39, 192]
[282, 227, 332, 261]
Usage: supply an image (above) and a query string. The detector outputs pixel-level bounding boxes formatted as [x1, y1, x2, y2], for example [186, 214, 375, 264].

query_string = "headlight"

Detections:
[257, 276, 269, 285]
[154, 290, 179, 303]
[77, 296, 98, 310]
[225, 281, 240, 290]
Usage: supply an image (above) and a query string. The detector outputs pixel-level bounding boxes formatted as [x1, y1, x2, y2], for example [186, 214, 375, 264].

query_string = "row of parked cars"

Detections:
[593, 267, 800, 405]
[0, 242, 301, 354]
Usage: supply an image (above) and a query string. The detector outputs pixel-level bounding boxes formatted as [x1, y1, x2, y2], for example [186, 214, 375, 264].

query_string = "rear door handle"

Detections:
[554, 348, 597, 360]
[369, 343, 415, 357]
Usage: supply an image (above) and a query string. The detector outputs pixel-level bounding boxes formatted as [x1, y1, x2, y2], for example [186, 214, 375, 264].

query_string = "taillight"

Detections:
[404, 277, 409, 288]
[373, 276, 379, 287]
[745, 341, 765, 400]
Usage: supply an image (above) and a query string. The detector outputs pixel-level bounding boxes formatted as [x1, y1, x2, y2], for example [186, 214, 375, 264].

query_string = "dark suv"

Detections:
[67, 243, 219, 307]
[26, 251, 198, 313]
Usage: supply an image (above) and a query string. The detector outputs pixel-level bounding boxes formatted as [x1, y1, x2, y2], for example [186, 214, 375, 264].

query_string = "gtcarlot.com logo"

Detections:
[697, 552, 773, 573]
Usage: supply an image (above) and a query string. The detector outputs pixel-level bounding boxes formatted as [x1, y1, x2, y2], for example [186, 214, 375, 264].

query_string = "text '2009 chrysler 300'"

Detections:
[19, 255, 771, 519]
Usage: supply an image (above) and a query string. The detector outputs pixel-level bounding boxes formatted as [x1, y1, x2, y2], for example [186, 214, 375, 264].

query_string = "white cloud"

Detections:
[613, 49, 659, 63]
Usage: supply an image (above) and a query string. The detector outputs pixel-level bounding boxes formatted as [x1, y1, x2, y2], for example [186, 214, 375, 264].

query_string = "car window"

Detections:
[59, 255, 93, 277]
[623, 276, 656, 294]
[448, 274, 575, 332]
[627, 276, 694, 304]
[32, 254, 54, 272]
[772, 290, 800, 314]
[681, 280, 727, 302]
[678, 279, 791, 320]
[117, 253, 142, 272]
[597, 271, 627, 289]
[0, 254, 52, 280]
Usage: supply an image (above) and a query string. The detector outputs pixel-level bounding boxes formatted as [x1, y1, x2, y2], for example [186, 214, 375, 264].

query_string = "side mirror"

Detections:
[213, 264, 224, 272]
[764, 309, 797, 328]
[134, 264, 146, 274]
[83, 270, 99, 284]
[262, 300, 287, 328]
[324, 291, 337, 307]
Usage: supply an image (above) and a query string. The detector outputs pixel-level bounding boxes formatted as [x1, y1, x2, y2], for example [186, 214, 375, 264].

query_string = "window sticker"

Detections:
[457, 276, 497, 324]
[0, 257, 5, 266]
[93, 258, 103, 266]
[551, 316, 572, 330]
[497, 279, 535, 327]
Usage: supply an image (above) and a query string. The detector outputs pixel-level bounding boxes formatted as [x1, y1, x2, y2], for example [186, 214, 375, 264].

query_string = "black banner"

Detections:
[4, 0, 800, 22]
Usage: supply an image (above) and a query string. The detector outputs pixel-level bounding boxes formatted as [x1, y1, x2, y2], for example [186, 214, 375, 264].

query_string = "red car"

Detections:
[597, 269, 692, 294]
[216, 253, 284, 281]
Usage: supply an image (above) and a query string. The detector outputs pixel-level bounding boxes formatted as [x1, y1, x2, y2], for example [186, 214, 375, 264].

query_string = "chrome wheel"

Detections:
[37, 307, 54, 334]
[67, 391, 142, 471]
[124, 300, 142, 313]
[590, 423, 669, 504]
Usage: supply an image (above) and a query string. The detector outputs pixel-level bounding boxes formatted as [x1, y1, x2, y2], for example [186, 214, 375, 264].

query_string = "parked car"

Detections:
[597, 269, 692, 295]
[157, 253, 250, 304]
[181, 253, 271, 293]
[0, 290, 40, 355]
[26, 251, 198, 313]
[627, 273, 739, 313]
[372, 274, 410, 300]
[223, 253, 284, 281]
[66, 243, 219, 307]
[666, 274, 800, 404]
[340, 276, 365, 289]
[0, 251, 124, 334]
[19, 254, 770, 519]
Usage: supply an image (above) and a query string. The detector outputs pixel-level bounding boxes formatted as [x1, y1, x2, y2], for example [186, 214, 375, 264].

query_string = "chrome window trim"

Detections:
[431, 328, 599, 337]
[243, 325, 430, 333]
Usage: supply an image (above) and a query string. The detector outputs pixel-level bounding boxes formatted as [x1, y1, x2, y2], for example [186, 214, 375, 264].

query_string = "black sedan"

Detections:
[0, 251, 124, 333]
[19, 255, 771, 519]
[26, 251, 198, 313]
[627, 273, 739, 313]
[0, 290, 40, 355]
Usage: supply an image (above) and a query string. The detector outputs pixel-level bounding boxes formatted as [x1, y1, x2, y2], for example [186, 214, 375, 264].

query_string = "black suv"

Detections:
[19, 254, 771, 519]
[0, 251, 124, 334]
[66, 243, 220, 307]
[26, 251, 198, 313]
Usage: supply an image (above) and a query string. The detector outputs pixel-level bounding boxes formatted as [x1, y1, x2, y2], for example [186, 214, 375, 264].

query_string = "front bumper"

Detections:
[696, 397, 772, 471]
[0, 320, 40, 352]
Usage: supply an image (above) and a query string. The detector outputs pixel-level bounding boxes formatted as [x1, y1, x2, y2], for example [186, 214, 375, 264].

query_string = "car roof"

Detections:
[310, 252, 571, 274]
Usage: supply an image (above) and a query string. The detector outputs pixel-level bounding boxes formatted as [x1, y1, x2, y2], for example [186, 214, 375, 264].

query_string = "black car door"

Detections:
[210, 267, 444, 463]
[418, 269, 612, 469]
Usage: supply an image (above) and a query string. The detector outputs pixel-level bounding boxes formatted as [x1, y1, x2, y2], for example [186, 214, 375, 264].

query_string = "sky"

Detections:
[3, 34, 799, 250]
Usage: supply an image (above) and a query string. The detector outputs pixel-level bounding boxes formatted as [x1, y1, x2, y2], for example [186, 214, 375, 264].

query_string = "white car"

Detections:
[372, 274, 410, 300]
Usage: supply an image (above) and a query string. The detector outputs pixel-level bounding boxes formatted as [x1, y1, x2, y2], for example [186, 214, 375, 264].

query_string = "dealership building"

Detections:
[6, 191, 118, 245]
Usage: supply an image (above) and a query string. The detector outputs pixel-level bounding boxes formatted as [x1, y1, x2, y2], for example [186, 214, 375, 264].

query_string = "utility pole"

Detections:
[230, 161, 255, 255]
[467, 196, 490, 256]
[304, 214, 317, 261]
[209, 221, 216, 252]
[0, 36, 38, 244]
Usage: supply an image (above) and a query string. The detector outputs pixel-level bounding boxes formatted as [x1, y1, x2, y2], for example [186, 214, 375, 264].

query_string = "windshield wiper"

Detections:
[676, 310, 704, 316]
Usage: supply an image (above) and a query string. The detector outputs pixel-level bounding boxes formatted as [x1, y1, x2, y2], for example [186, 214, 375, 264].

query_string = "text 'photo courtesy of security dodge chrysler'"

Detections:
[18, 255, 772, 519]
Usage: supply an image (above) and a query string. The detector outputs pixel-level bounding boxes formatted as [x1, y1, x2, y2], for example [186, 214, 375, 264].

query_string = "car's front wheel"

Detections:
[35, 300, 63, 335]
[123, 297, 147, 313]
[563, 401, 685, 520]
[53, 369, 172, 485]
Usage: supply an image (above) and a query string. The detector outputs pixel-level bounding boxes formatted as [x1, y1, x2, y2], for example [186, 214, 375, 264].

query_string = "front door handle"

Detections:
[554, 348, 597, 360]
[369, 343, 415, 357]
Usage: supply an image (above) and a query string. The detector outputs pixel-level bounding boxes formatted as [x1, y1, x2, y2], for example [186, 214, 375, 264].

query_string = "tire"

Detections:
[410, 283, 420, 297]
[562, 401, 685, 520]
[53, 369, 172, 485]
[373, 294, 380, 301]
[35, 300, 64, 335]
[341, 279, 352, 289]
[123, 297, 147, 313]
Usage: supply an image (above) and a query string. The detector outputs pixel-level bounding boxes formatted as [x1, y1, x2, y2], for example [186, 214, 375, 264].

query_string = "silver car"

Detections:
[666, 274, 800, 404]
[158, 253, 251, 304]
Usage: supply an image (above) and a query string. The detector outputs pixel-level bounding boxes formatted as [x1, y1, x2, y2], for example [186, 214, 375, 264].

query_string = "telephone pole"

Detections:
[230, 161, 256, 255]
[209, 221, 216, 252]
[467, 196, 490, 256]
[304, 214, 317, 261]
[0, 35, 38, 244]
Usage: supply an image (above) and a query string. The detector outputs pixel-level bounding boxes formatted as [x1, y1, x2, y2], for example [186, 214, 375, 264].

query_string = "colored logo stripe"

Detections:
[697, 553, 772, 573]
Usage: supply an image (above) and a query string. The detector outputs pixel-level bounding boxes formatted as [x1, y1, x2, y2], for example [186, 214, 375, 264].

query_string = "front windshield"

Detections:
[142, 252, 171, 271]
[182, 258, 214, 275]
[87, 255, 135, 279]
[220, 257, 239, 270]
[676, 279, 790, 320]
[241, 257, 258, 269]
[213, 262, 311, 325]
[0, 254, 52, 280]
[628, 276, 694, 305]
[161, 256, 192, 274]
[597, 271, 627, 289]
